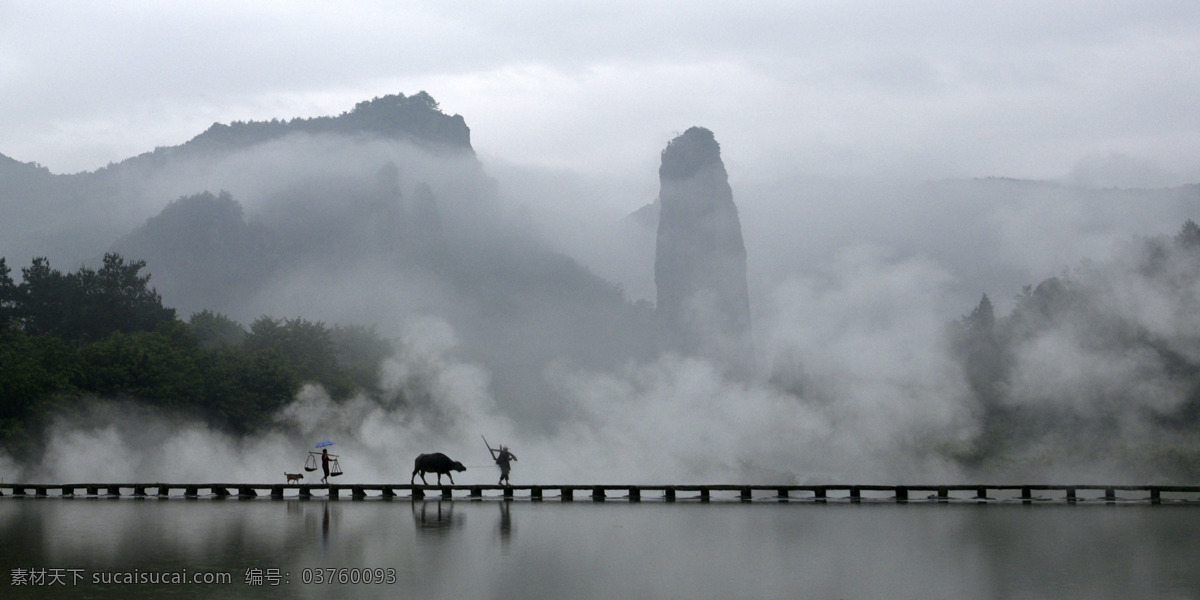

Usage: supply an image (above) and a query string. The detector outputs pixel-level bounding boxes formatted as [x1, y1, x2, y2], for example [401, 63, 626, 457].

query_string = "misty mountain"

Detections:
[113, 191, 278, 315]
[735, 175, 1200, 315]
[0, 91, 475, 268]
[0, 151, 121, 266]
[653, 127, 753, 371]
[945, 220, 1200, 479]
[2, 91, 656, 426]
[8, 89, 1200, 482]
[178, 91, 472, 157]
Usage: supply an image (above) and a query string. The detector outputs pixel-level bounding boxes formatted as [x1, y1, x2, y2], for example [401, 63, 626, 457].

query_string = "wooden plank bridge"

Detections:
[1, 483, 1199, 504]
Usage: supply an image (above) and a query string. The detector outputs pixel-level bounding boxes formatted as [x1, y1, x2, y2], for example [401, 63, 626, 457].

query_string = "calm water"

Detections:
[1, 496, 1198, 599]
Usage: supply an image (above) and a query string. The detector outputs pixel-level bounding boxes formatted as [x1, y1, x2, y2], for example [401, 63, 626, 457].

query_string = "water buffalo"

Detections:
[411, 452, 467, 485]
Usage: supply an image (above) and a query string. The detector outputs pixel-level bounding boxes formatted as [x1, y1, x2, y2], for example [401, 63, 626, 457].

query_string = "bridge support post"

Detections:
[561, 488, 573, 502]
[270, 486, 284, 499]
[777, 488, 789, 500]
[629, 487, 641, 502]
[1065, 488, 1076, 503]
[531, 487, 543, 501]
[740, 487, 752, 502]
[699, 488, 710, 503]
[664, 486, 676, 502]
[895, 487, 908, 503]
[411, 487, 425, 500]
[592, 487, 605, 501]
[470, 486, 482, 499]
[1021, 487, 1032, 503]
[382, 487, 396, 499]
[814, 488, 826, 503]
[1104, 488, 1116, 503]
[849, 487, 861, 503]
[1150, 488, 1161, 504]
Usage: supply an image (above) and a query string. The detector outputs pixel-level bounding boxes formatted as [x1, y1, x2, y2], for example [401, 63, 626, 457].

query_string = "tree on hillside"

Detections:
[16, 257, 74, 338]
[0, 258, 16, 331]
[952, 293, 1005, 409]
[1177, 219, 1200, 249]
[74, 323, 202, 408]
[246, 317, 355, 398]
[0, 331, 76, 458]
[0, 254, 406, 458]
[15, 254, 175, 341]
[189, 309, 247, 349]
[87, 253, 177, 336]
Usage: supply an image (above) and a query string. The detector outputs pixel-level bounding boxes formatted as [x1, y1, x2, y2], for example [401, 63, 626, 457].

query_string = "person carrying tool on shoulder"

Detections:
[484, 436, 517, 485]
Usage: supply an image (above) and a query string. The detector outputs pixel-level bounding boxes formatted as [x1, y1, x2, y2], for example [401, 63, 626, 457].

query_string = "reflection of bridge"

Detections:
[1, 483, 1199, 504]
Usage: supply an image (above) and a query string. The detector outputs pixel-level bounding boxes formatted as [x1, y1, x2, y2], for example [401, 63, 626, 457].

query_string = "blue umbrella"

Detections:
[315, 440, 335, 448]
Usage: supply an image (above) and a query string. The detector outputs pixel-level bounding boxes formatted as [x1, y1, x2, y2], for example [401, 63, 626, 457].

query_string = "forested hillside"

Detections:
[0, 254, 393, 461]
[947, 221, 1200, 478]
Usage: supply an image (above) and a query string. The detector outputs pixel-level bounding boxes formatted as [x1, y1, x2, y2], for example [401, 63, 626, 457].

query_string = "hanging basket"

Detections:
[304, 453, 318, 472]
[329, 458, 344, 477]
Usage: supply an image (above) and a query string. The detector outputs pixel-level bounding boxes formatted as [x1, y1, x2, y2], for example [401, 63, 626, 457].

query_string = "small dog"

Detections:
[285, 472, 304, 484]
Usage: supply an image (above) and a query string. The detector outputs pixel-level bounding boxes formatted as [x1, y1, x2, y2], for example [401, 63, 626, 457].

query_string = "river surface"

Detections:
[1, 496, 1198, 599]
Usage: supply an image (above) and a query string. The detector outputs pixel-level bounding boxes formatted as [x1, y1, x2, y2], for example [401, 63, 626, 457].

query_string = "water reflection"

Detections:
[496, 500, 514, 549]
[321, 501, 330, 548]
[0, 500, 1197, 599]
[411, 500, 462, 534]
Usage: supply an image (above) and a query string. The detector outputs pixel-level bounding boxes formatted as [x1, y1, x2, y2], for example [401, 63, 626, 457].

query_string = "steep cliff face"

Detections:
[654, 127, 753, 368]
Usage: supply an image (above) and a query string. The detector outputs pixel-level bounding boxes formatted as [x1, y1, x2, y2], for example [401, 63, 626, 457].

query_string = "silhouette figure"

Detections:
[490, 444, 517, 486]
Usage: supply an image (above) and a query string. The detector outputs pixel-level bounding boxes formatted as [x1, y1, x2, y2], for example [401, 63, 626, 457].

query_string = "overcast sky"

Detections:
[3, 1, 1199, 191]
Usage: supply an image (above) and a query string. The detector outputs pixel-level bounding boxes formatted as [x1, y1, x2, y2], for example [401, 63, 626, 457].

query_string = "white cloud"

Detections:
[2, 1, 1199, 182]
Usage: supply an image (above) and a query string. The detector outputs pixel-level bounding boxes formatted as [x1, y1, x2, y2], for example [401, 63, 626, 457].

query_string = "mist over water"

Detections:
[4, 111, 1200, 486]
[15, 287, 975, 484]
[19, 316, 884, 484]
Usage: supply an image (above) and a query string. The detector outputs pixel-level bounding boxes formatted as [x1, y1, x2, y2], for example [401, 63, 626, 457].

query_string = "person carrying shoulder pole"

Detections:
[483, 436, 517, 485]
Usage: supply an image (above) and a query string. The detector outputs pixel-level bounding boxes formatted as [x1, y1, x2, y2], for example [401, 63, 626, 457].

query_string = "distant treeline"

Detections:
[0, 253, 394, 461]
[946, 220, 1200, 478]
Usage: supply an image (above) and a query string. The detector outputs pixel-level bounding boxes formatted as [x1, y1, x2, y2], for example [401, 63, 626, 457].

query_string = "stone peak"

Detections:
[659, 127, 723, 180]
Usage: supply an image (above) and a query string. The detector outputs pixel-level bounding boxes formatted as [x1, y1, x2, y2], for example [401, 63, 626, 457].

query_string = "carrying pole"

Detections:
[483, 435, 498, 461]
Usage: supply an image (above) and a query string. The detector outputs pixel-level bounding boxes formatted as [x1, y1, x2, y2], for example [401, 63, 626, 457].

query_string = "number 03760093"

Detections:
[300, 568, 397, 585]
